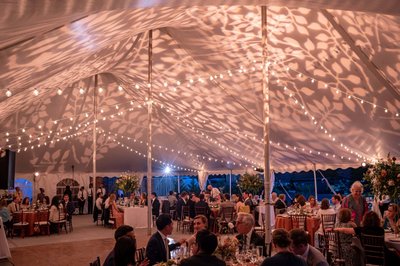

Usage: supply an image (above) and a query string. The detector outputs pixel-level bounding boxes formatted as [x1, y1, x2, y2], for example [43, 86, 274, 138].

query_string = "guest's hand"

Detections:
[179, 238, 187, 245]
[138, 258, 149, 266]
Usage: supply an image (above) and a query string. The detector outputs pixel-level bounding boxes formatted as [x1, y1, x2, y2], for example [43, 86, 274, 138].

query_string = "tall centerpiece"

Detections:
[363, 154, 400, 203]
[115, 173, 140, 197]
[237, 172, 264, 195]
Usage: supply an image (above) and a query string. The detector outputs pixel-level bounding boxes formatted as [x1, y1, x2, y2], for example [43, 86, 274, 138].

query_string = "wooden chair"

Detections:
[108, 207, 117, 229]
[360, 233, 385, 265]
[53, 207, 68, 234]
[35, 209, 50, 235]
[324, 230, 345, 266]
[135, 247, 146, 264]
[89, 256, 100, 266]
[318, 213, 336, 254]
[177, 206, 191, 233]
[290, 214, 307, 231]
[218, 206, 235, 234]
[11, 211, 29, 238]
[95, 209, 103, 226]
[194, 206, 207, 216]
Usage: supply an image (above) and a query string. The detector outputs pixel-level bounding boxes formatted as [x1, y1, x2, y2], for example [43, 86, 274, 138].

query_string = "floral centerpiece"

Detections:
[363, 154, 400, 201]
[115, 173, 140, 196]
[214, 236, 239, 262]
[237, 172, 264, 195]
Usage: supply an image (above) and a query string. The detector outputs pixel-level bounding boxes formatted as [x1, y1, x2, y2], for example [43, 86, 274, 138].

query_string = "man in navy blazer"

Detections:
[146, 214, 186, 266]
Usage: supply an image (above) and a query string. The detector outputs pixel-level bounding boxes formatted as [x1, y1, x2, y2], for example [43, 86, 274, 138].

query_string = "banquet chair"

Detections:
[177, 206, 191, 233]
[318, 213, 336, 254]
[89, 256, 100, 266]
[135, 247, 146, 264]
[35, 209, 50, 235]
[290, 214, 308, 231]
[218, 206, 235, 234]
[53, 208, 68, 234]
[360, 233, 385, 265]
[324, 230, 345, 266]
[11, 211, 29, 238]
[95, 209, 103, 226]
[194, 206, 207, 216]
[108, 207, 117, 229]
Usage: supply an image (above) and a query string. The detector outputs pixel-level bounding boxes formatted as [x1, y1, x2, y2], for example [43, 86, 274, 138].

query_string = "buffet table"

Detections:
[123, 206, 150, 229]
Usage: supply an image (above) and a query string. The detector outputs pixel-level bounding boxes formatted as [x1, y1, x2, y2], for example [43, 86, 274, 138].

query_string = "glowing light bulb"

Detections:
[5, 89, 12, 97]
[33, 88, 39, 96]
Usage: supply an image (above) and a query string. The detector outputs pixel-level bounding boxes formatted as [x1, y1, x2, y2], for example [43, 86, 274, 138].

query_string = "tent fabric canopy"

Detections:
[0, 1, 399, 175]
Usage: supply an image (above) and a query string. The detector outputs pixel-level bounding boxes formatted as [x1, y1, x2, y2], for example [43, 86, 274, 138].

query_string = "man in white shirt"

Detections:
[97, 184, 106, 197]
[331, 194, 341, 213]
[77, 186, 87, 215]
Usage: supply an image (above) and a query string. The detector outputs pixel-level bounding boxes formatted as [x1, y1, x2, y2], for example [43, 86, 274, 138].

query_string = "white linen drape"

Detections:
[198, 167, 208, 191]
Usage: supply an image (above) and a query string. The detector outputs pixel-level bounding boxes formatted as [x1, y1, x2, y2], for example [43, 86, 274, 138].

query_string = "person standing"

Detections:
[341, 181, 368, 226]
[151, 192, 160, 218]
[37, 188, 46, 204]
[77, 186, 87, 215]
[87, 183, 94, 214]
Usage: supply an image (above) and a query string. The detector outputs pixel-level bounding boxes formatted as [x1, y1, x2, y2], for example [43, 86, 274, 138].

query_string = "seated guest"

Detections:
[307, 195, 319, 211]
[295, 194, 307, 208]
[274, 194, 287, 214]
[104, 225, 135, 266]
[261, 228, 307, 266]
[146, 214, 186, 266]
[189, 193, 198, 218]
[151, 192, 160, 218]
[290, 228, 328, 266]
[114, 236, 137, 266]
[242, 191, 255, 211]
[314, 198, 336, 246]
[219, 194, 235, 215]
[49, 196, 61, 233]
[195, 194, 210, 218]
[383, 203, 399, 233]
[235, 212, 265, 255]
[186, 215, 208, 247]
[108, 193, 124, 228]
[333, 208, 357, 264]
[0, 199, 12, 229]
[7, 196, 20, 213]
[233, 194, 245, 213]
[331, 194, 341, 213]
[21, 197, 30, 210]
[139, 192, 148, 206]
[180, 229, 226, 266]
[62, 194, 75, 222]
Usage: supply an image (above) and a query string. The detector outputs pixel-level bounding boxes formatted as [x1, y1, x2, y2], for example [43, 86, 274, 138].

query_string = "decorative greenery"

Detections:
[215, 236, 239, 262]
[363, 154, 400, 201]
[237, 172, 264, 195]
[115, 173, 140, 194]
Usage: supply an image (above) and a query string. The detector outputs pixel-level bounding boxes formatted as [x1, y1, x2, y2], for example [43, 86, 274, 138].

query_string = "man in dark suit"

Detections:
[261, 229, 307, 266]
[180, 229, 226, 266]
[62, 194, 75, 221]
[289, 228, 328, 266]
[243, 191, 255, 211]
[146, 214, 186, 266]
[235, 212, 266, 255]
[151, 192, 160, 218]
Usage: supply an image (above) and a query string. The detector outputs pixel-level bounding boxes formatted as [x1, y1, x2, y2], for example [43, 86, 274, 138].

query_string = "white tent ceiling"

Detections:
[0, 1, 399, 175]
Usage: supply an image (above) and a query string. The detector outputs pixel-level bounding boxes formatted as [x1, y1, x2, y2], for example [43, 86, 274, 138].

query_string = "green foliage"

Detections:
[115, 173, 140, 194]
[237, 172, 264, 195]
[363, 154, 400, 200]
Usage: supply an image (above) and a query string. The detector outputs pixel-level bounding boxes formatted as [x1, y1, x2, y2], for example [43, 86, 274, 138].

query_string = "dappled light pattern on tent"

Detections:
[0, 2, 399, 174]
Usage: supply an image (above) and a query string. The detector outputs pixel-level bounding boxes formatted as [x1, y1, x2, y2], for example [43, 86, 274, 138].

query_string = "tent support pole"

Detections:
[313, 163, 318, 201]
[147, 30, 153, 236]
[261, 5, 272, 256]
[177, 173, 180, 193]
[92, 74, 98, 213]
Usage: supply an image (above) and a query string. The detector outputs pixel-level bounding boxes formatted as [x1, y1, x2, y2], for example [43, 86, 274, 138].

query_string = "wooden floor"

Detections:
[6, 215, 190, 266]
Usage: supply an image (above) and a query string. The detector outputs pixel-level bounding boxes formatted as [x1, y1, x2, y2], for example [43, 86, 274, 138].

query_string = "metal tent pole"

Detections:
[313, 163, 318, 201]
[92, 74, 98, 213]
[147, 30, 154, 236]
[261, 5, 272, 255]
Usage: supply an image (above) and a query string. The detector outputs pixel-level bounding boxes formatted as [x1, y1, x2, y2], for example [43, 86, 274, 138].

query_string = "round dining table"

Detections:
[275, 214, 320, 245]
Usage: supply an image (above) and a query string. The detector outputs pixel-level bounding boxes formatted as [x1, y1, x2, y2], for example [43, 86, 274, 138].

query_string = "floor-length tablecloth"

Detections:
[275, 215, 320, 245]
[123, 206, 150, 229]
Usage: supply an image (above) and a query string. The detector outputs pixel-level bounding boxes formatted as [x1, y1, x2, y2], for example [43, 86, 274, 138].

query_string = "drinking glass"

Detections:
[256, 246, 263, 258]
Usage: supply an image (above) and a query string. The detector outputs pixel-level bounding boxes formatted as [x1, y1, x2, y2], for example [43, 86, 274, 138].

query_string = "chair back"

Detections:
[12, 211, 23, 224]
[321, 213, 336, 233]
[290, 214, 307, 230]
[161, 200, 170, 214]
[221, 206, 235, 222]
[181, 206, 190, 220]
[38, 210, 49, 222]
[360, 233, 385, 265]
[58, 206, 66, 221]
[195, 206, 207, 216]
[89, 256, 100, 266]
[324, 230, 344, 265]
[135, 247, 146, 264]
[238, 205, 250, 213]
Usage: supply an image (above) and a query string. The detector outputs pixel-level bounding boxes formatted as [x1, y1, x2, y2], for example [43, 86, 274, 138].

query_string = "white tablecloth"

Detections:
[385, 232, 400, 252]
[0, 218, 11, 259]
[123, 206, 151, 229]
[255, 205, 275, 228]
